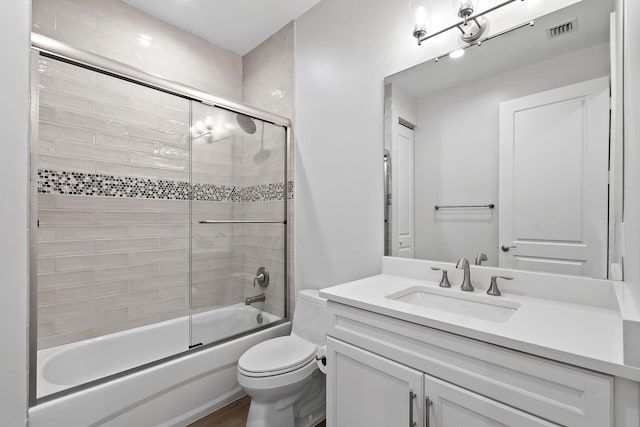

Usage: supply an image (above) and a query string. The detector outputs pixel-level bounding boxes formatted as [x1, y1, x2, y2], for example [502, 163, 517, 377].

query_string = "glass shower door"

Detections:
[189, 102, 287, 348]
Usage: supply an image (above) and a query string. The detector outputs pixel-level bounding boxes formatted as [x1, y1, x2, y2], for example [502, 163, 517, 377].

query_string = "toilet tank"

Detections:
[291, 289, 330, 346]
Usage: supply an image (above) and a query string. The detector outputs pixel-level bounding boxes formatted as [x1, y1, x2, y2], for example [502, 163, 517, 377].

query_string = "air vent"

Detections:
[546, 19, 578, 39]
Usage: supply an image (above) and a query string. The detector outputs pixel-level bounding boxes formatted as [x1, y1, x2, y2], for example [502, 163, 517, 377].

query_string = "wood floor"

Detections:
[188, 396, 326, 427]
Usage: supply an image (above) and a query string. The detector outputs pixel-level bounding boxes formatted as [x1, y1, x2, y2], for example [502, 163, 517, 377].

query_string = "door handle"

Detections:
[409, 390, 416, 427]
[425, 396, 432, 427]
[501, 245, 517, 252]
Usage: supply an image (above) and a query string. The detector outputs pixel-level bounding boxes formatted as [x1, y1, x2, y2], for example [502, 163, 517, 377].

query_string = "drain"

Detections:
[256, 313, 264, 325]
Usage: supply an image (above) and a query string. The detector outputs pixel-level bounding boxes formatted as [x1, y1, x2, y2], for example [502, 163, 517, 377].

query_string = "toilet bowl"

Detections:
[237, 289, 329, 427]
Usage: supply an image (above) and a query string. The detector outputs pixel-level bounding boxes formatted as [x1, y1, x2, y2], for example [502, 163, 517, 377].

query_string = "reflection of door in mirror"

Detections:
[396, 125, 415, 258]
[498, 77, 609, 278]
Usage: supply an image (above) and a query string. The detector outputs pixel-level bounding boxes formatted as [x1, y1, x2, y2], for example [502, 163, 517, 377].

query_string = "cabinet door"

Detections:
[424, 375, 560, 427]
[327, 337, 423, 427]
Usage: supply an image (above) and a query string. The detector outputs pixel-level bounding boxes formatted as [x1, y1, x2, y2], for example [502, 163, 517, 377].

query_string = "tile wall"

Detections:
[242, 22, 295, 316]
[31, 1, 295, 349]
[32, 0, 243, 100]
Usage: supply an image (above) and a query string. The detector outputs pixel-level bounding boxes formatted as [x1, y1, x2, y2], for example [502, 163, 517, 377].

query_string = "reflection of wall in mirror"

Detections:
[412, 42, 610, 265]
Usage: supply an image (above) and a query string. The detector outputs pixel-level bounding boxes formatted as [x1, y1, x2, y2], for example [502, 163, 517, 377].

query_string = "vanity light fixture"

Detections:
[413, 0, 524, 46]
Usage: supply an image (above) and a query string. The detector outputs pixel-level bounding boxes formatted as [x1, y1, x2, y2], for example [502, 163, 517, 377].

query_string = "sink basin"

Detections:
[386, 286, 520, 323]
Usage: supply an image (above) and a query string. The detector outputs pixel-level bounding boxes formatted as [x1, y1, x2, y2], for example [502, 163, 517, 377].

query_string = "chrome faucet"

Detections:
[245, 294, 265, 305]
[456, 258, 474, 292]
[474, 252, 488, 266]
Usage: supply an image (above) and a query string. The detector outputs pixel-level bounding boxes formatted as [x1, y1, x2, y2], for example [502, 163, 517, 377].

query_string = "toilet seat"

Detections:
[238, 335, 317, 378]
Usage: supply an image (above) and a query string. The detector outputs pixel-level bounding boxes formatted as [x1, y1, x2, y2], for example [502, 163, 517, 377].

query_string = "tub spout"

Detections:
[245, 294, 265, 305]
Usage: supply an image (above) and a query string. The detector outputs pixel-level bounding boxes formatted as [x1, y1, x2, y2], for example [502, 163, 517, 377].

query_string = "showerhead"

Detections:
[236, 114, 257, 135]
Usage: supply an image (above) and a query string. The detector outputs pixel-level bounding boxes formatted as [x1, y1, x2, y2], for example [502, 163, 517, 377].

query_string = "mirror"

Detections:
[384, 0, 622, 279]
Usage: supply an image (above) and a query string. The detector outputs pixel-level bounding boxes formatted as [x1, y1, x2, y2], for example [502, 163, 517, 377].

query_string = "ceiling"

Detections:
[121, 0, 323, 56]
[386, 0, 614, 98]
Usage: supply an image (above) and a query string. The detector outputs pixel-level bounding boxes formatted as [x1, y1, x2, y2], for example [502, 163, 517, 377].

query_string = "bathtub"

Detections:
[30, 304, 290, 427]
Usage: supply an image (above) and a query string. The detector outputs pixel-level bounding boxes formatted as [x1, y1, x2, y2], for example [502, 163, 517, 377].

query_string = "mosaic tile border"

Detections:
[37, 169, 294, 202]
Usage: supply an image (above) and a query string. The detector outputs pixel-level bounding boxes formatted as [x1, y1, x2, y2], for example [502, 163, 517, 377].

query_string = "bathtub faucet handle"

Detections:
[254, 267, 270, 288]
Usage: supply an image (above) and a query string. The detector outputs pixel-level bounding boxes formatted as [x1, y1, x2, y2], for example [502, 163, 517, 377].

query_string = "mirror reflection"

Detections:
[384, 0, 620, 279]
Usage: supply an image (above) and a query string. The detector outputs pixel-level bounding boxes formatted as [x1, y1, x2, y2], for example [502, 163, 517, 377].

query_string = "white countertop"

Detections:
[320, 273, 640, 381]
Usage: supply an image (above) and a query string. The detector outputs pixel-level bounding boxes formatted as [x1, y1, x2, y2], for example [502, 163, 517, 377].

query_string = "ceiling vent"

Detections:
[546, 19, 578, 39]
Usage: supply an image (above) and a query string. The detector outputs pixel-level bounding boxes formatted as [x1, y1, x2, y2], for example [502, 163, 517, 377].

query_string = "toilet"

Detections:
[237, 289, 329, 427]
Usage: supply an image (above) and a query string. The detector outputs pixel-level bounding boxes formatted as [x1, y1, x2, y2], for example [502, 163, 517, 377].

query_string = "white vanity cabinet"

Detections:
[328, 338, 559, 427]
[326, 303, 614, 427]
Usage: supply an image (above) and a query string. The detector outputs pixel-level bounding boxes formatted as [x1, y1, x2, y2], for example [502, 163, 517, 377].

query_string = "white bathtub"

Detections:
[30, 304, 290, 427]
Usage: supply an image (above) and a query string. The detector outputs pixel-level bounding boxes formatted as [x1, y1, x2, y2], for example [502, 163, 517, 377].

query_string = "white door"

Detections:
[395, 124, 414, 258]
[424, 375, 560, 427]
[326, 337, 423, 427]
[498, 77, 609, 277]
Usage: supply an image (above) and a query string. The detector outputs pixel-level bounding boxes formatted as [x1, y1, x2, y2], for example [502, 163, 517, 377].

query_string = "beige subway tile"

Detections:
[93, 308, 188, 337]
[95, 160, 188, 182]
[38, 270, 93, 289]
[39, 299, 95, 322]
[158, 237, 189, 249]
[128, 296, 186, 319]
[55, 280, 129, 303]
[56, 225, 127, 240]
[38, 209, 95, 225]
[38, 289, 56, 306]
[95, 211, 159, 224]
[128, 224, 188, 238]
[37, 194, 55, 209]
[39, 122, 95, 144]
[56, 109, 128, 135]
[55, 252, 129, 272]
[95, 237, 159, 253]
[129, 272, 188, 291]
[95, 289, 159, 311]
[55, 308, 128, 334]
[55, 194, 131, 210]
[38, 328, 94, 350]
[55, 140, 129, 163]
[38, 321, 55, 338]
[38, 153, 96, 173]
[38, 258, 55, 274]
[130, 198, 188, 212]
[38, 240, 95, 257]
[56, 77, 129, 107]
[94, 263, 158, 283]
[40, 90, 94, 114]
[129, 248, 186, 265]
[39, 106, 55, 123]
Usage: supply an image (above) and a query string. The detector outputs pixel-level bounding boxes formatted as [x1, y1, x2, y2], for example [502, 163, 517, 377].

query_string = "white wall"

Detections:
[414, 43, 609, 264]
[622, 0, 640, 364]
[0, 0, 30, 425]
[294, 0, 582, 290]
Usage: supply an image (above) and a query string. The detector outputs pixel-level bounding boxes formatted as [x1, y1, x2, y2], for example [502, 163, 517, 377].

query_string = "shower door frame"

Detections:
[28, 33, 292, 407]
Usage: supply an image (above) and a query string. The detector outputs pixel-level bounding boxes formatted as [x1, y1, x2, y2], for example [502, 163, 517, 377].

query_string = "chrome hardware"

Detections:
[409, 390, 417, 427]
[487, 275, 513, 296]
[430, 267, 451, 288]
[425, 396, 432, 427]
[434, 203, 494, 210]
[244, 293, 265, 305]
[199, 220, 285, 224]
[475, 252, 488, 266]
[501, 245, 517, 252]
[254, 267, 269, 288]
[456, 258, 474, 292]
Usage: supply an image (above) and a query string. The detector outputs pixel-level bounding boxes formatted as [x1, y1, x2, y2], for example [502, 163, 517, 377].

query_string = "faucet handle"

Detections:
[430, 267, 452, 288]
[487, 275, 513, 296]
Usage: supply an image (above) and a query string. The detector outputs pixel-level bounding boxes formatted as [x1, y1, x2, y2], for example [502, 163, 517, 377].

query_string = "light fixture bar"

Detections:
[431, 20, 534, 63]
[417, 0, 522, 45]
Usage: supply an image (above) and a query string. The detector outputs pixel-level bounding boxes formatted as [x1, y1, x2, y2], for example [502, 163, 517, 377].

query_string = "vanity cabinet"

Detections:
[328, 337, 558, 427]
[326, 303, 613, 427]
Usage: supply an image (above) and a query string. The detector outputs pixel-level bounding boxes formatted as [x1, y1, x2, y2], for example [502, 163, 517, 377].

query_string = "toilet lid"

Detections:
[238, 335, 317, 376]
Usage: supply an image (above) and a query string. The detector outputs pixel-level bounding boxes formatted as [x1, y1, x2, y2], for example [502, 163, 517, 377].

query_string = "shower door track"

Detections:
[28, 33, 292, 407]
[199, 220, 286, 224]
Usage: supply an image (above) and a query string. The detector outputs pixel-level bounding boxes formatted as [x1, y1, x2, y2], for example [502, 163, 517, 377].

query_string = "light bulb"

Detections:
[453, 0, 477, 18]
[449, 48, 465, 59]
[415, 6, 428, 30]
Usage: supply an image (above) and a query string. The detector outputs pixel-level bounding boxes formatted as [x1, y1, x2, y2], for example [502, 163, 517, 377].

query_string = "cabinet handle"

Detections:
[425, 396, 432, 427]
[409, 390, 416, 427]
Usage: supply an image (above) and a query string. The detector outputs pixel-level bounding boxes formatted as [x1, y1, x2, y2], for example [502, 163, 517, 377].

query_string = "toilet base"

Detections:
[246, 371, 326, 427]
